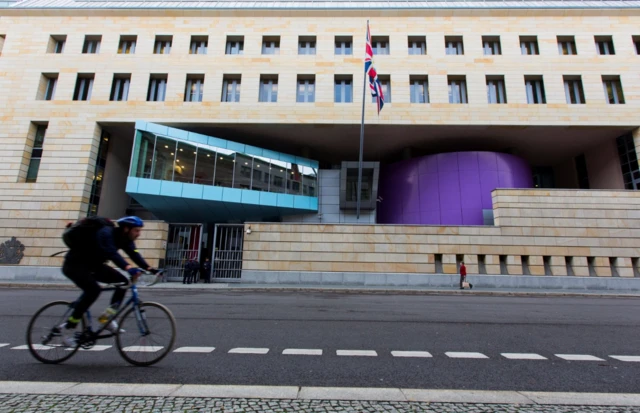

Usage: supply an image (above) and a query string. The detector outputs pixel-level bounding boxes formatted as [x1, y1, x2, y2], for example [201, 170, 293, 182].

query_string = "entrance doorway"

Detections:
[164, 224, 203, 282]
[210, 224, 244, 282]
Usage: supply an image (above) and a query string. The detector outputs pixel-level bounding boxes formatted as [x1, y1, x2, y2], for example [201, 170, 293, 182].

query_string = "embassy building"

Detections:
[0, 0, 639, 287]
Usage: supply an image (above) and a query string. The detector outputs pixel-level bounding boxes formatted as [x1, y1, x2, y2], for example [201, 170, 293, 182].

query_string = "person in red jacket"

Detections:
[459, 261, 473, 290]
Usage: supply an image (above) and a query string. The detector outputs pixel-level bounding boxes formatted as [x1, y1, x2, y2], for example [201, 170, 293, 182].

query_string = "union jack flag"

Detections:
[365, 21, 384, 115]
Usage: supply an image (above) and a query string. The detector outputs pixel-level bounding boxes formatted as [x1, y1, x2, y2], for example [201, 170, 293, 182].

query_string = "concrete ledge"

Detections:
[241, 271, 640, 292]
[0, 381, 639, 406]
[0, 266, 67, 282]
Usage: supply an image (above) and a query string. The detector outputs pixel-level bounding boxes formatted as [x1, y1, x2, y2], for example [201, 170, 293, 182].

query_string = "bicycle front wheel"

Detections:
[115, 302, 176, 366]
[26, 301, 84, 364]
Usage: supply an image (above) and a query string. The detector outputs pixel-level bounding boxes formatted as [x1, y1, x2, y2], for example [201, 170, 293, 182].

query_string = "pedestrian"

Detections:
[183, 259, 197, 284]
[203, 257, 212, 283]
[459, 261, 473, 290]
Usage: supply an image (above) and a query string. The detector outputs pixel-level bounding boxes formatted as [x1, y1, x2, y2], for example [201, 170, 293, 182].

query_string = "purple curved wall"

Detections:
[377, 152, 533, 225]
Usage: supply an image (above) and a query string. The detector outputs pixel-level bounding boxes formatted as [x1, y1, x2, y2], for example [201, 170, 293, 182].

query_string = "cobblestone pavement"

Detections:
[1, 394, 639, 413]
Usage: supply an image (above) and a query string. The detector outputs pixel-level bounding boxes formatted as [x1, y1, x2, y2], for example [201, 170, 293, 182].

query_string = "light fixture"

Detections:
[220, 157, 223, 160]
[171, 153, 174, 155]
[165, 145, 169, 148]
[257, 165, 260, 168]
[193, 152, 197, 154]
[104, 138, 109, 142]
[244, 162, 248, 165]
[180, 149, 183, 152]
[280, 169, 283, 172]
[207, 154, 211, 157]
[176, 159, 180, 162]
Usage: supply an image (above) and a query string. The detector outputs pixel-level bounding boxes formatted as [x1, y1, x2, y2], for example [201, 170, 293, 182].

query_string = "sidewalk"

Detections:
[1, 280, 640, 298]
[1, 382, 639, 412]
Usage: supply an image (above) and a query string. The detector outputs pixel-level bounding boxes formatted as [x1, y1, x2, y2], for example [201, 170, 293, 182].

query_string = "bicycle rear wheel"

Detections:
[26, 301, 84, 364]
[115, 302, 176, 366]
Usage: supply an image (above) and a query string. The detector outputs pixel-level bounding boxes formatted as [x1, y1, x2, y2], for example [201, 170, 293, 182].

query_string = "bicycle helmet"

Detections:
[116, 216, 144, 228]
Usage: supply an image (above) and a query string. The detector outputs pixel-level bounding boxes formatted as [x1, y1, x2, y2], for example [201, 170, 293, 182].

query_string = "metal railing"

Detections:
[210, 224, 244, 281]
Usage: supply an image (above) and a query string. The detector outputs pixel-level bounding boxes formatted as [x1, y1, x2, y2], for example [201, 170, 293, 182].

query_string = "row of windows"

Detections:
[41, 33, 640, 57]
[39, 72, 627, 105]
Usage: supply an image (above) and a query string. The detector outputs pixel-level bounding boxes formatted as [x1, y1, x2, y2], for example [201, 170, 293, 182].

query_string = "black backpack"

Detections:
[62, 216, 115, 251]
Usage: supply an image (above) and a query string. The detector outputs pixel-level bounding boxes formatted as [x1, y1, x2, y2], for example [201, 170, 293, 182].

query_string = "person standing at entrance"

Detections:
[460, 261, 473, 290]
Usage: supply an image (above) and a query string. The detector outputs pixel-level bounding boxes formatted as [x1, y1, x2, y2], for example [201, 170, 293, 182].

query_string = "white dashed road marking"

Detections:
[122, 346, 164, 352]
[0, 344, 9, 348]
[501, 353, 547, 360]
[282, 349, 322, 356]
[336, 350, 378, 357]
[391, 351, 433, 358]
[12, 345, 57, 350]
[555, 354, 604, 361]
[174, 347, 216, 353]
[74, 345, 112, 352]
[609, 355, 640, 362]
[229, 348, 269, 354]
[445, 352, 489, 359]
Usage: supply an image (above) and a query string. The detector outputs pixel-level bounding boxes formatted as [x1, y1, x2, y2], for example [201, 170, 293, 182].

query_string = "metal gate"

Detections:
[164, 224, 203, 282]
[210, 224, 244, 281]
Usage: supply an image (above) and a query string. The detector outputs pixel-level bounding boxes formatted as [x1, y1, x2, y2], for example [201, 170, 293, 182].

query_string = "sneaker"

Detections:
[470, 283, 473, 289]
[105, 320, 125, 334]
[62, 333, 77, 348]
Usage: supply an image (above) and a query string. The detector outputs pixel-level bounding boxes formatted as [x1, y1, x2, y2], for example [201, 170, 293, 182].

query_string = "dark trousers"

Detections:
[183, 269, 198, 284]
[63, 258, 129, 321]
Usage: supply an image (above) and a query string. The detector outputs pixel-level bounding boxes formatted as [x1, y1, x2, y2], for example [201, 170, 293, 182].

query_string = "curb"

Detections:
[1, 282, 639, 298]
[0, 381, 639, 406]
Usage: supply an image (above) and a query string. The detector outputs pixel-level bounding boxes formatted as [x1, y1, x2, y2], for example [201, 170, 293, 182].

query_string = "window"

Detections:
[557, 36, 577, 55]
[486, 76, 507, 104]
[616, 133, 640, 190]
[88, 130, 110, 216]
[482, 36, 501, 55]
[118, 35, 136, 54]
[410, 75, 429, 103]
[335, 36, 352, 55]
[222, 75, 241, 102]
[82, 35, 101, 54]
[47, 35, 66, 54]
[262, 36, 280, 55]
[634, 36, 640, 54]
[154, 35, 172, 54]
[371, 36, 389, 55]
[0, 35, 5, 56]
[297, 76, 315, 102]
[73, 73, 94, 101]
[110, 74, 131, 101]
[334, 76, 353, 103]
[408, 36, 426, 55]
[37, 73, 58, 101]
[563, 76, 585, 104]
[26, 124, 47, 183]
[445, 36, 464, 55]
[184, 74, 204, 102]
[520, 36, 539, 55]
[602, 76, 624, 104]
[147, 74, 168, 102]
[448, 76, 467, 104]
[225, 36, 244, 55]
[595, 36, 615, 55]
[372, 76, 391, 103]
[575, 154, 590, 189]
[259, 75, 278, 102]
[298, 36, 316, 55]
[190, 36, 208, 54]
[525, 76, 546, 104]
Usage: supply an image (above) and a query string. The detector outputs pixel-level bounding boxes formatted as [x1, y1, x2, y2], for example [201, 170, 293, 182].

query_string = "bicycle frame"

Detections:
[71, 283, 146, 341]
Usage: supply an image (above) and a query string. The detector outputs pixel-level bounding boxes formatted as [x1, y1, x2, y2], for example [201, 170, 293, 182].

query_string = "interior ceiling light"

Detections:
[165, 145, 169, 148]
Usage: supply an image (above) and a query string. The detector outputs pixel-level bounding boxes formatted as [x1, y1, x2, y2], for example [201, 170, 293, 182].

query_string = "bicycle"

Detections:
[26, 270, 176, 367]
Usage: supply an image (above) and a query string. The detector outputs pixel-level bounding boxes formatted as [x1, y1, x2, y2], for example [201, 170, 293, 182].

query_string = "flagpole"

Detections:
[356, 20, 369, 221]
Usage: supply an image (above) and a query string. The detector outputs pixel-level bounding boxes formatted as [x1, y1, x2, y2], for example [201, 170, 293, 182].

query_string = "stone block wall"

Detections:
[243, 189, 640, 278]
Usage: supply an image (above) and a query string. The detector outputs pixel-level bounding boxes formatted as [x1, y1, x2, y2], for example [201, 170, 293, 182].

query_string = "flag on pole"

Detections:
[364, 21, 384, 115]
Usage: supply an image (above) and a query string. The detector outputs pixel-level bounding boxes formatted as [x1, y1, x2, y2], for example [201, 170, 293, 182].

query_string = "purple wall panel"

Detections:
[377, 151, 533, 225]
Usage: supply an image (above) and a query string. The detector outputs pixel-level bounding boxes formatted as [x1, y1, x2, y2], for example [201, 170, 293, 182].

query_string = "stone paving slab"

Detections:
[1, 394, 640, 413]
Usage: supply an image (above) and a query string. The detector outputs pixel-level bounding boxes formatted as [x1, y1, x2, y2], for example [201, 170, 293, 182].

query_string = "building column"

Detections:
[633, 127, 640, 165]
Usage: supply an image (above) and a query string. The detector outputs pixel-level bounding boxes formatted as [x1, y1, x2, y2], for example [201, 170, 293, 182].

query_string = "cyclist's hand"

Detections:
[127, 267, 143, 278]
[147, 267, 160, 275]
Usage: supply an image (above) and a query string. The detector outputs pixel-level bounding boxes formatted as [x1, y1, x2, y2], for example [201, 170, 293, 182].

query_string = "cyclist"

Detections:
[59, 216, 158, 346]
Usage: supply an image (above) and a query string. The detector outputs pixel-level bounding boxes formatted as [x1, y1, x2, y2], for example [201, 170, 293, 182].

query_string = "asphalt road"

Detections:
[0, 288, 638, 393]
